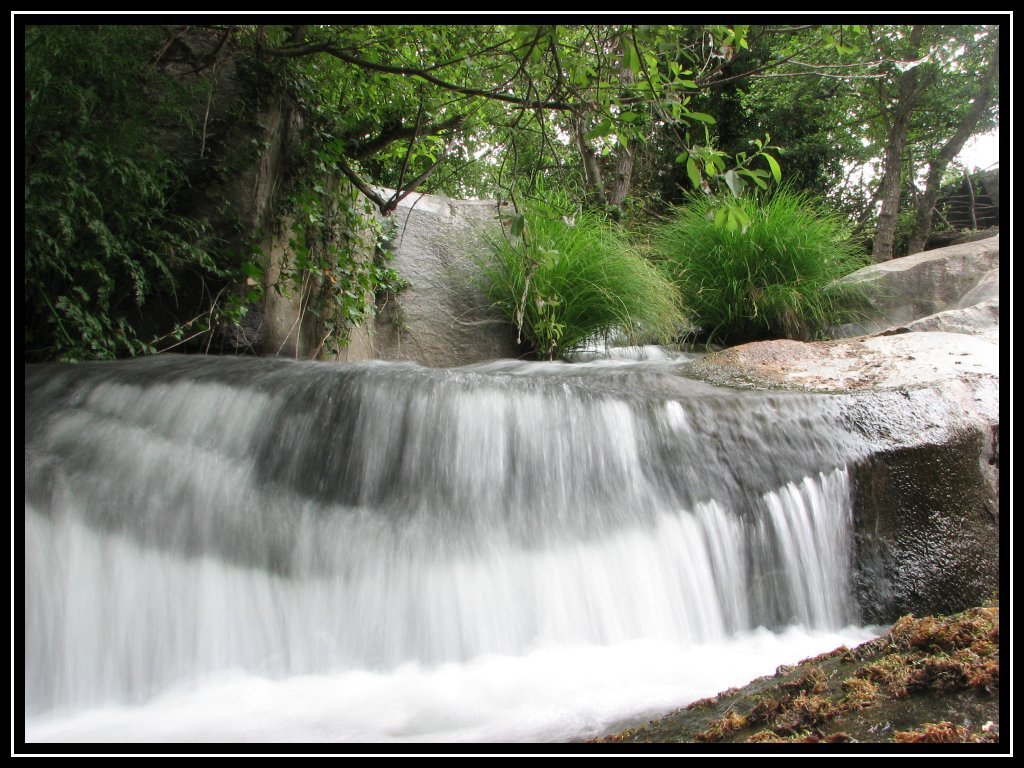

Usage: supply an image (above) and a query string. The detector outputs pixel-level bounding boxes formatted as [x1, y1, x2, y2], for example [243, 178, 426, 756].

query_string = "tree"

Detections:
[24, 25, 229, 361]
[870, 25, 929, 261]
[675, 22, 1001, 259]
[905, 29, 999, 254]
[254, 24, 864, 212]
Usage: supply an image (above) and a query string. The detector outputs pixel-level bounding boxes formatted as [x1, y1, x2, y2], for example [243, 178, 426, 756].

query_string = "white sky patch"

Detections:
[957, 130, 999, 172]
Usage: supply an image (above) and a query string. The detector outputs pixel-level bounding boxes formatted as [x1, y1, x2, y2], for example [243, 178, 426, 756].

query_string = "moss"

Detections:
[686, 695, 719, 711]
[841, 676, 879, 708]
[746, 695, 783, 726]
[798, 645, 850, 666]
[748, 729, 788, 743]
[889, 607, 998, 654]
[779, 666, 829, 696]
[892, 721, 980, 744]
[594, 604, 1000, 745]
[694, 711, 748, 743]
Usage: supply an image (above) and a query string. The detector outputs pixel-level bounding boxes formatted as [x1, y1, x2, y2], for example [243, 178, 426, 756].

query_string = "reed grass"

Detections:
[481, 201, 685, 360]
[654, 191, 870, 345]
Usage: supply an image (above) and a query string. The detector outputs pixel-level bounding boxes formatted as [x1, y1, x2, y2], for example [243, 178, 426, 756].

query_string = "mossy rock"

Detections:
[591, 604, 1000, 746]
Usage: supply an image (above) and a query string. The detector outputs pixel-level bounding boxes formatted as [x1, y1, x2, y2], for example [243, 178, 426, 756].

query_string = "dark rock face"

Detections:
[851, 429, 999, 623]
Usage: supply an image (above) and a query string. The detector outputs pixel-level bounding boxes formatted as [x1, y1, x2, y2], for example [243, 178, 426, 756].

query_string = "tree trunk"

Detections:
[906, 40, 999, 255]
[573, 114, 607, 206]
[608, 138, 636, 210]
[872, 25, 925, 262]
[573, 32, 639, 210]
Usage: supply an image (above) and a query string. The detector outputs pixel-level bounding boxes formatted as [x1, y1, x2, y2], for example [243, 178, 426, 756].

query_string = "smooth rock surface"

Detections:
[371, 191, 521, 367]
[687, 332, 998, 394]
[891, 299, 999, 343]
[832, 236, 999, 338]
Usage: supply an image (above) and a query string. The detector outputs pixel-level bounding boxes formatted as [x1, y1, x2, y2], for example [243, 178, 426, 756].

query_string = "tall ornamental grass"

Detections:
[654, 191, 870, 345]
[481, 202, 685, 360]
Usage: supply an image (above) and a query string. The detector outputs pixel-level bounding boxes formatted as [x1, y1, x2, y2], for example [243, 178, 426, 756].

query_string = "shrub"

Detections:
[653, 190, 870, 345]
[24, 26, 234, 361]
[480, 198, 685, 360]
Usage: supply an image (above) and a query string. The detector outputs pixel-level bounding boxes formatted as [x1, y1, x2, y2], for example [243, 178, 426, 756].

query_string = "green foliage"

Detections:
[480, 195, 684, 360]
[281, 169, 407, 357]
[23, 25, 239, 361]
[654, 190, 870, 345]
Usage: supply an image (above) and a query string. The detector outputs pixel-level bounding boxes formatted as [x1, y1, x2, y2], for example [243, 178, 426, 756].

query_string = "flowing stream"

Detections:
[23, 355, 880, 743]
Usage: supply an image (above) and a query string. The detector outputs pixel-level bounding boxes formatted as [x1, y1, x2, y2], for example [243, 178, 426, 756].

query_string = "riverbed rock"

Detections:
[832, 235, 999, 338]
[685, 330, 999, 623]
[686, 332, 997, 395]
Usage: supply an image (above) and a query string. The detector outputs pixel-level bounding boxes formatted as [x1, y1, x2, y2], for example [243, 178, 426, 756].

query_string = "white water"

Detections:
[23, 356, 878, 743]
[26, 626, 877, 743]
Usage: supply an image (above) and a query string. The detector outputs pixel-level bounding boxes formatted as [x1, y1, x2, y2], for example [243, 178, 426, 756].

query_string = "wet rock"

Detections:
[593, 605, 1000, 745]
[852, 432, 999, 623]
[685, 330, 999, 622]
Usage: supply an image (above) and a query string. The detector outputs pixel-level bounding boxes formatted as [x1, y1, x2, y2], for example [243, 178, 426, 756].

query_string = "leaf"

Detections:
[764, 153, 782, 184]
[585, 119, 614, 139]
[618, 111, 639, 123]
[686, 157, 701, 189]
[723, 169, 744, 198]
[730, 204, 752, 234]
[624, 43, 640, 75]
[715, 205, 733, 231]
[686, 111, 716, 124]
[571, 68, 590, 88]
[738, 169, 768, 189]
[509, 213, 526, 239]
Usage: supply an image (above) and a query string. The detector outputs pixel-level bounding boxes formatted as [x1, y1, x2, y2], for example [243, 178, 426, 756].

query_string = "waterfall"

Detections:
[23, 355, 874, 742]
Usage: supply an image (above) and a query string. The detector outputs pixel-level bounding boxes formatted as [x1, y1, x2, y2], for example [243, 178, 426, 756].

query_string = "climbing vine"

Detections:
[279, 171, 407, 357]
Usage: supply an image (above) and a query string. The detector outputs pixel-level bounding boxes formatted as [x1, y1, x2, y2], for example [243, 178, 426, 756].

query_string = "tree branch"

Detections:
[696, 39, 821, 88]
[263, 40, 579, 111]
[334, 155, 391, 213]
[386, 151, 450, 213]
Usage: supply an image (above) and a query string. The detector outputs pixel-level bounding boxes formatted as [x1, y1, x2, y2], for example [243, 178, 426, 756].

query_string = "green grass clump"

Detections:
[653, 190, 870, 346]
[480, 200, 685, 360]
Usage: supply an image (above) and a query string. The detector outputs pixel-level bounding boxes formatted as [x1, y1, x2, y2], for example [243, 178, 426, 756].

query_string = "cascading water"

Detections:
[23, 355, 879, 743]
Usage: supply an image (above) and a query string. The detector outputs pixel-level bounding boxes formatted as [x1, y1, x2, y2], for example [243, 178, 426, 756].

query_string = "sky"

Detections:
[957, 130, 999, 172]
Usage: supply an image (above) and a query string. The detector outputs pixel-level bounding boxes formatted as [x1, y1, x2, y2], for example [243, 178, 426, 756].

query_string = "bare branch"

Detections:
[751, 71, 886, 80]
[696, 38, 821, 88]
[152, 25, 190, 66]
[386, 150, 451, 212]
